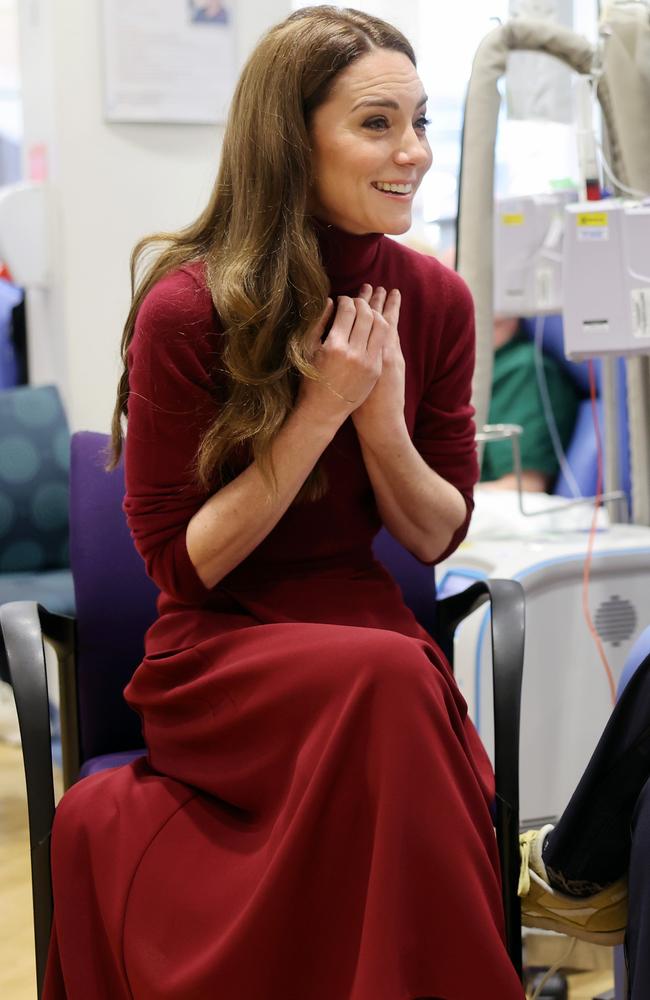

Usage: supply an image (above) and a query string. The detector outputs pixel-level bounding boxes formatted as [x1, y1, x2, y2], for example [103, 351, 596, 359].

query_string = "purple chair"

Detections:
[66, 431, 158, 781]
[0, 430, 525, 996]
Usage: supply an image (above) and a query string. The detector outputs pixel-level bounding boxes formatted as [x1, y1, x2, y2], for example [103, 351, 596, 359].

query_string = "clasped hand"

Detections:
[299, 284, 405, 437]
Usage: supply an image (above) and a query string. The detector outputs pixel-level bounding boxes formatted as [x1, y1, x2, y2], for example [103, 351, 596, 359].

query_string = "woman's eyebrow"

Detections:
[351, 94, 428, 112]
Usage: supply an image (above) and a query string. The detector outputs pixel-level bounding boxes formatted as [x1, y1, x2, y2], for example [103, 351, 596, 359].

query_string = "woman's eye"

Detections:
[415, 116, 432, 132]
[363, 116, 389, 131]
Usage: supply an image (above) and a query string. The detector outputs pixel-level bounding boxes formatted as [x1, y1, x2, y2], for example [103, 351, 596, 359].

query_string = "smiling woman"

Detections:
[43, 8, 524, 1000]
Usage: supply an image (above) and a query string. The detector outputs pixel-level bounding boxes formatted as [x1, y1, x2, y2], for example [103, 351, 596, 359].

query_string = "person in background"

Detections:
[435, 247, 581, 493]
[480, 313, 581, 492]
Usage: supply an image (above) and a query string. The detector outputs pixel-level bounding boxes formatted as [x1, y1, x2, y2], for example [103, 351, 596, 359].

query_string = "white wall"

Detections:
[0, 0, 22, 149]
[18, 0, 290, 432]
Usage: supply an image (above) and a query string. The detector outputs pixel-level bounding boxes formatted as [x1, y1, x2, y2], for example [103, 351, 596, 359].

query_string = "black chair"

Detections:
[0, 430, 526, 996]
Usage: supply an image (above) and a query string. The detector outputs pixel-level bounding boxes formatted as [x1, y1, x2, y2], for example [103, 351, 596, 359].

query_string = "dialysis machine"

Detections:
[451, 6, 650, 827]
[438, 524, 650, 826]
[563, 197, 650, 358]
[493, 189, 577, 318]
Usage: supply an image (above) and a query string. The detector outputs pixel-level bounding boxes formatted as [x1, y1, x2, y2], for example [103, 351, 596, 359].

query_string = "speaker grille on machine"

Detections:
[594, 595, 638, 647]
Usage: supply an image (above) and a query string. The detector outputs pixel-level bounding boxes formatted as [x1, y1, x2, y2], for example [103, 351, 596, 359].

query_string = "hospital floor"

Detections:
[0, 742, 615, 1000]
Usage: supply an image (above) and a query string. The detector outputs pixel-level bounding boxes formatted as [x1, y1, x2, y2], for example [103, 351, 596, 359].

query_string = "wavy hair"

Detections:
[110, 6, 416, 498]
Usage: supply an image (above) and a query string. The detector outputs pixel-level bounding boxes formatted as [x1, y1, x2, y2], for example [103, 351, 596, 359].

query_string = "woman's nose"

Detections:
[394, 131, 430, 167]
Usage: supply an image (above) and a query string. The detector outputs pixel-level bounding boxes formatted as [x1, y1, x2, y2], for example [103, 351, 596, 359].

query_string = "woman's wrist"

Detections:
[292, 393, 349, 442]
[353, 411, 409, 453]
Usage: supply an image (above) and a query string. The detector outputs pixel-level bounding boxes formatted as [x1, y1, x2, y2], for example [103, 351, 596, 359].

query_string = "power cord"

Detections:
[526, 937, 577, 1000]
[532, 315, 583, 499]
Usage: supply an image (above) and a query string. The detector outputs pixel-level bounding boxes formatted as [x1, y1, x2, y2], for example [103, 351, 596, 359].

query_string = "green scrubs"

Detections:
[481, 329, 581, 484]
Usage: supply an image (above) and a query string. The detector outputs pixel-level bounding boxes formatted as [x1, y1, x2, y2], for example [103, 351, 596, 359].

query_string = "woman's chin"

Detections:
[315, 206, 413, 236]
[368, 201, 414, 235]
[379, 214, 413, 236]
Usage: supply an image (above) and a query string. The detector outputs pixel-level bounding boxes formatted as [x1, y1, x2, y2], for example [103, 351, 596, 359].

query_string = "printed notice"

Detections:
[631, 288, 650, 340]
[102, 0, 236, 124]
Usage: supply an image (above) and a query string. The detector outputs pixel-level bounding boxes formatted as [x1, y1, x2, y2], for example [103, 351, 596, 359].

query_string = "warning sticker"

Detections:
[577, 212, 608, 227]
[631, 288, 650, 339]
[577, 211, 609, 242]
[501, 213, 524, 226]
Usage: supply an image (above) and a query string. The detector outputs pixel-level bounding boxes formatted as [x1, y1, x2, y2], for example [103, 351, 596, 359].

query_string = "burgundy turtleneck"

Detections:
[311, 218, 383, 293]
[124, 221, 479, 606]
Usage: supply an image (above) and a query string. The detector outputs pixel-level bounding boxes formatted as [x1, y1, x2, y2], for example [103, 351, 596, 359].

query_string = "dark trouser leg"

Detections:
[542, 650, 650, 888]
[627, 777, 650, 999]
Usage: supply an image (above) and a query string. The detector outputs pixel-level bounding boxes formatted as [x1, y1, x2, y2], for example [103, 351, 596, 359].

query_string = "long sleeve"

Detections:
[123, 265, 221, 604]
[411, 265, 479, 562]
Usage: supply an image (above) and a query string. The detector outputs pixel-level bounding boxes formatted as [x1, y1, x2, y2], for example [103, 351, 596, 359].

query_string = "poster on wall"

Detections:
[101, 0, 237, 124]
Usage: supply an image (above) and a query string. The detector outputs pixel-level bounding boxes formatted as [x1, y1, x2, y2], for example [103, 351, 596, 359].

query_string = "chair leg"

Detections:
[0, 601, 57, 997]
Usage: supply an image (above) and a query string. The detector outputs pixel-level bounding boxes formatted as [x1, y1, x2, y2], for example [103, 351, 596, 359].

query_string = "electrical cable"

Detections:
[532, 301, 617, 704]
[582, 360, 617, 707]
[532, 315, 583, 499]
[527, 937, 577, 1000]
[595, 139, 650, 198]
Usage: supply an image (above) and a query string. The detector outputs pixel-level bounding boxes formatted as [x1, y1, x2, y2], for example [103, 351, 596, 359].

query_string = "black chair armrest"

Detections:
[436, 578, 525, 979]
[0, 600, 74, 998]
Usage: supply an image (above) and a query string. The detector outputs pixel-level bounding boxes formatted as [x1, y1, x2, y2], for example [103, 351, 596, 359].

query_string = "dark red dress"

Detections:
[44, 226, 524, 999]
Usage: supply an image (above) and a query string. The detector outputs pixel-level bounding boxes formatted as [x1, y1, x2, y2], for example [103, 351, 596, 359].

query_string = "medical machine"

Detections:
[493, 190, 577, 317]
[563, 198, 650, 358]
[0, 181, 61, 386]
[0, 182, 50, 289]
[438, 521, 650, 826]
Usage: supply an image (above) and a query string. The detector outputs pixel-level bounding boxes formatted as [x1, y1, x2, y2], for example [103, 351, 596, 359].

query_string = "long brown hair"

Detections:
[110, 6, 416, 497]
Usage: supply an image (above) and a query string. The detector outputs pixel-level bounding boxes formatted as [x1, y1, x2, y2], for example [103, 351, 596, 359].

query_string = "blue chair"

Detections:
[1, 431, 526, 995]
[0, 278, 23, 388]
[520, 315, 631, 508]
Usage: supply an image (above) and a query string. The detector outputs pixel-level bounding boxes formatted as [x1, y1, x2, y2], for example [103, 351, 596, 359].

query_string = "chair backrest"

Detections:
[372, 529, 437, 637]
[0, 279, 22, 388]
[0, 384, 70, 573]
[69, 431, 159, 763]
[520, 314, 597, 396]
[69, 432, 439, 763]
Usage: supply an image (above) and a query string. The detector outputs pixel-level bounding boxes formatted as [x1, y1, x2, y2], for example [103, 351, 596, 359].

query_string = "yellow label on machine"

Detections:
[501, 213, 524, 226]
[577, 212, 608, 227]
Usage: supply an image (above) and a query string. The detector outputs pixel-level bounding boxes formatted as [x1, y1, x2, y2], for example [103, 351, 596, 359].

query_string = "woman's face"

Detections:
[309, 49, 432, 235]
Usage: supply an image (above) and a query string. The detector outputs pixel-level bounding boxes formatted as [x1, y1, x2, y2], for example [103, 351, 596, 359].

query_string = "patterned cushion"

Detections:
[0, 385, 70, 572]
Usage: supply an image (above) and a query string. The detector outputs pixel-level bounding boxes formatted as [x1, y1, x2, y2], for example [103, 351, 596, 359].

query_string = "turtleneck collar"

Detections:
[312, 218, 384, 295]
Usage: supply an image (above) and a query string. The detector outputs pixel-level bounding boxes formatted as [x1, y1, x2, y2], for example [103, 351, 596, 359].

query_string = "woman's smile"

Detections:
[371, 180, 416, 198]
